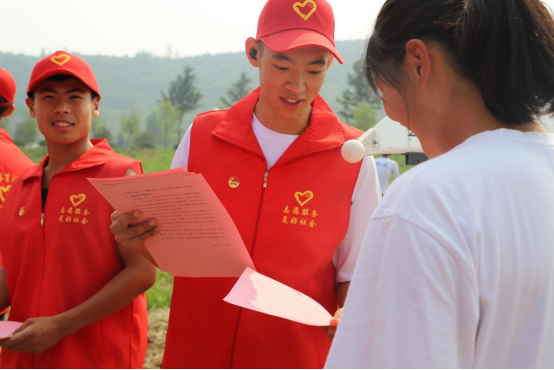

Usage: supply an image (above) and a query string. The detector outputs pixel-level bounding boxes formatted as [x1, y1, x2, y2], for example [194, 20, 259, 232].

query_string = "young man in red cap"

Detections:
[0, 67, 34, 212]
[0, 51, 155, 368]
[112, 0, 381, 368]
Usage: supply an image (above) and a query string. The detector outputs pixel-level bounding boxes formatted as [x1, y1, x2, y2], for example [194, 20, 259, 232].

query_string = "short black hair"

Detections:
[0, 96, 9, 117]
[365, 0, 554, 125]
[27, 74, 99, 101]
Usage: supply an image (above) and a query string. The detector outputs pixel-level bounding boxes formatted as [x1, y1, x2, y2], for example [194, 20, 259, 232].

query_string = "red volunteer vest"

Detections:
[0, 139, 148, 369]
[0, 128, 34, 211]
[163, 88, 363, 369]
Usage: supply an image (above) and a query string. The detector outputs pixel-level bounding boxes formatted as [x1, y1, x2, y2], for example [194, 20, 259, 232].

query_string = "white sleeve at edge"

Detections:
[170, 124, 193, 170]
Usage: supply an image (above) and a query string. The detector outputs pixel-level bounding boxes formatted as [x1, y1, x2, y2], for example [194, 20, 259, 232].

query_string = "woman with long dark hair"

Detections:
[326, 0, 554, 368]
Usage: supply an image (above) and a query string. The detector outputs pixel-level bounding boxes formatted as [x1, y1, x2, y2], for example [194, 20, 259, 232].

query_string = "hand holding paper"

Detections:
[89, 169, 255, 277]
[0, 321, 23, 339]
[224, 268, 333, 326]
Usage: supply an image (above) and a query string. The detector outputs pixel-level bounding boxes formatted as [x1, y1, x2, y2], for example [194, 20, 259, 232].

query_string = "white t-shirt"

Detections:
[171, 115, 381, 282]
[375, 156, 400, 194]
[326, 129, 554, 368]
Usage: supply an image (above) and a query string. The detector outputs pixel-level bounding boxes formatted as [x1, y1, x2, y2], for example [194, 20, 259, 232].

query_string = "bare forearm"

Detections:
[337, 281, 350, 308]
[56, 265, 155, 337]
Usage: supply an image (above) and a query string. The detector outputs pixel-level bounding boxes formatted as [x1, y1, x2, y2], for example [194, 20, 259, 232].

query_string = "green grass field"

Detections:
[22, 147, 414, 309]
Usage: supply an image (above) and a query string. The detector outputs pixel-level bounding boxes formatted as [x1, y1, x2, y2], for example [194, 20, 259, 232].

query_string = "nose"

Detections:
[53, 97, 70, 114]
[285, 70, 305, 95]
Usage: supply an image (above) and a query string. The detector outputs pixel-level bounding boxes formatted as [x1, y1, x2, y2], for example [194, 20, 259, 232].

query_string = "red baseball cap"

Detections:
[27, 51, 101, 99]
[0, 67, 16, 106]
[256, 0, 343, 64]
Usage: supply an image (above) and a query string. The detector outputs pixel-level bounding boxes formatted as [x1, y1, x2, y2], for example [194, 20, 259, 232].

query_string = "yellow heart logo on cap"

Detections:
[0, 185, 11, 203]
[70, 193, 86, 207]
[51, 54, 71, 66]
[293, 0, 317, 21]
[294, 190, 314, 206]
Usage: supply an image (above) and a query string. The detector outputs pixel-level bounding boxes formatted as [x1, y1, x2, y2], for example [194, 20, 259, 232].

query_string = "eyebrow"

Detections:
[273, 53, 293, 62]
[37, 88, 86, 94]
[272, 53, 327, 66]
[66, 88, 86, 94]
[308, 59, 327, 66]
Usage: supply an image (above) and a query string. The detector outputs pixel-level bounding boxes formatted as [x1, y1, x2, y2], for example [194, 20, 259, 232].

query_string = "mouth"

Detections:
[51, 120, 75, 131]
[281, 97, 304, 109]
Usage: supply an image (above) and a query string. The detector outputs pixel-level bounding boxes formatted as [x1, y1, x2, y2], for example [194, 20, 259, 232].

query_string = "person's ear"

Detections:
[25, 98, 36, 118]
[404, 39, 431, 89]
[92, 96, 100, 117]
[245, 37, 260, 67]
[2, 104, 15, 118]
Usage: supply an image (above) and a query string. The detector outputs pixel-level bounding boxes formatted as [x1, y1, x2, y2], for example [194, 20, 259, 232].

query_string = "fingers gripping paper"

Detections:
[224, 268, 333, 326]
[0, 321, 23, 339]
[88, 169, 254, 277]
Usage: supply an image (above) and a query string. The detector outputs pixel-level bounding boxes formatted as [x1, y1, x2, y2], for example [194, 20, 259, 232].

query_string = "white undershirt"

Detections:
[326, 129, 554, 368]
[171, 115, 381, 282]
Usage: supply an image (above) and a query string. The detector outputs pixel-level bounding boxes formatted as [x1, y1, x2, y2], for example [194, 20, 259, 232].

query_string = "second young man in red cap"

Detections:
[112, 0, 381, 368]
[0, 51, 155, 368]
[0, 67, 34, 212]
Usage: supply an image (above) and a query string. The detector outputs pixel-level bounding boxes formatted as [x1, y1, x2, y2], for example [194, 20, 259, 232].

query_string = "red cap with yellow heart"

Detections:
[27, 51, 101, 99]
[0, 67, 16, 106]
[256, 0, 343, 64]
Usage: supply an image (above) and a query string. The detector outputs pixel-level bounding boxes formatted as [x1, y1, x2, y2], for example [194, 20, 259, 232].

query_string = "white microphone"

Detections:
[342, 117, 424, 163]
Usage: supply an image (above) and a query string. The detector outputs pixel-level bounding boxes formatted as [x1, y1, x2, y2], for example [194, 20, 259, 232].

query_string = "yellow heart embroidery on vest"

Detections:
[0, 185, 11, 203]
[51, 54, 71, 66]
[293, 0, 317, 21]
[294, 191, 314, 207]
[70, 194, 86, 207]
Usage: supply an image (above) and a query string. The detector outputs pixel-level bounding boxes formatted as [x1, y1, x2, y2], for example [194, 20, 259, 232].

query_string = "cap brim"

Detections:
[27, 69, 101, 99]
[260, 29, 343, 64]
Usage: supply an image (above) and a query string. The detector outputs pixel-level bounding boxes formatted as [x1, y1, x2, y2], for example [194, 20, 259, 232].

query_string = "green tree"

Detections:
[338, 59, 381, 123]
[220, 73, 252, 108]
[0, 116, 10, 132]
[157, 100, 179, 148]
[161, 65, 202, 143]
[14, 114, 38, 147]
[351, 102, 378, 131]
[134, 132, 156, 149]
[145, 111, 161, 141]
[91, 116, 113, 142]
[120, 111, 141, 147]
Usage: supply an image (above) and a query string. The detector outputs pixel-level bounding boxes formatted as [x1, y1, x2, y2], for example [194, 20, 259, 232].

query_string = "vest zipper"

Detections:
[229, 171, 269, 368]
[33, 181, 50, 368]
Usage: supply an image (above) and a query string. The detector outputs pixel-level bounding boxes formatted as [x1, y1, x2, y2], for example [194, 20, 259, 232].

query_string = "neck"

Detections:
[421, 83, 545, 157]
[254, 92, 312, 135]
[42, 137, 94, 187]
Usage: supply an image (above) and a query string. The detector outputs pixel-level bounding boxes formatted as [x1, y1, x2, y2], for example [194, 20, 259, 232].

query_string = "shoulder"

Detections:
[193, 109, 230, 126]
[104, 152, 142, 174]
[373, 141, 487, 223]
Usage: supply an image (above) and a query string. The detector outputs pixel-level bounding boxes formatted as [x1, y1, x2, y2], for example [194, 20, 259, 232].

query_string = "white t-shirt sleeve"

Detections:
[333, 156, 381, 282]
[170, 125, 193, 171]
[326, 214, 479, 369]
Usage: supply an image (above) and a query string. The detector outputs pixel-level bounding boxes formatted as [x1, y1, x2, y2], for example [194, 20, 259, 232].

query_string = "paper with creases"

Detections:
[0, 321, 23, 339]
[89, 168, 255, 277]
[224, 267, 333, 326]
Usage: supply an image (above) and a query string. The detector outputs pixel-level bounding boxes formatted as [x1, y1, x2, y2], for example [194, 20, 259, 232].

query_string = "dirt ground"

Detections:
[143, 307, 170, 369]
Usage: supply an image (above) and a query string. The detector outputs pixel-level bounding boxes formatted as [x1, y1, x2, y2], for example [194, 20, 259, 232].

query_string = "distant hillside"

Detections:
[0, 39, 383, 135]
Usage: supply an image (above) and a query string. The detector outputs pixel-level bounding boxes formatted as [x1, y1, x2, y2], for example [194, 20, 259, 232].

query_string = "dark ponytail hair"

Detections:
[365, 0, 554, 125]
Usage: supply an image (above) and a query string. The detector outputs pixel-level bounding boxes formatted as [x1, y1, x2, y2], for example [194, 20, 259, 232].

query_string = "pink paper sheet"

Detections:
[0, 321, 23, 339]
[224, 268, 333, 326]
[89, 169, 255, 277]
